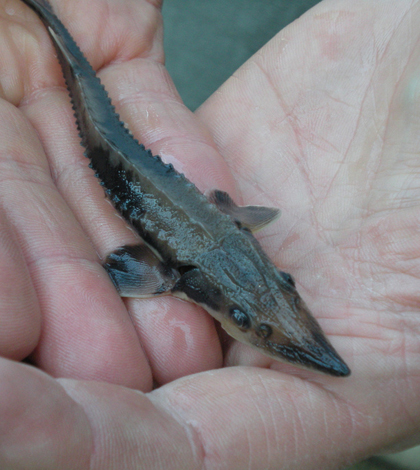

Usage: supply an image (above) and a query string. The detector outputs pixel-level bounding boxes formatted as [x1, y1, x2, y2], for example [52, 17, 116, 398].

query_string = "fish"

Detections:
[20, 0, 350, 377]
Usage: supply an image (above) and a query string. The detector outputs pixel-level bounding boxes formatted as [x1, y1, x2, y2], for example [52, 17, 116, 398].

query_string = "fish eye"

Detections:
[256, 323, 273, 339]
[229, 308, 251, 330]
[280, 271, 295, 287]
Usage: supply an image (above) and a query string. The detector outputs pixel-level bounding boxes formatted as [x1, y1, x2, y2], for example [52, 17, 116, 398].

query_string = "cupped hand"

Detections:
[1, 0, 419, 468]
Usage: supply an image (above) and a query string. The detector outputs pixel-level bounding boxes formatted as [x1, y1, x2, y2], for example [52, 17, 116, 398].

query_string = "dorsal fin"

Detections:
[208, 189, 280, 232]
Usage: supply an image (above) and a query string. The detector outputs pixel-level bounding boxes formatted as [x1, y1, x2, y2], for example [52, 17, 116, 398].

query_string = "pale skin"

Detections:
[0, 0, 419, 468]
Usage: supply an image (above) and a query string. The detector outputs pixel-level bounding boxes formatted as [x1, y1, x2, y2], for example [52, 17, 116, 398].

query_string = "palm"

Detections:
[0, 0, 419, 469]
[206, 1, 420, 384]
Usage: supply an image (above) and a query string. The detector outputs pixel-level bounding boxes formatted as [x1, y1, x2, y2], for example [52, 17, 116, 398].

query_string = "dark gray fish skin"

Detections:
[20, 0, 350, 377]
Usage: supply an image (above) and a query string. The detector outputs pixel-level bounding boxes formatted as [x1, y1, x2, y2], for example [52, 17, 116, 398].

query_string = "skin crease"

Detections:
[0, 0, 419, 468]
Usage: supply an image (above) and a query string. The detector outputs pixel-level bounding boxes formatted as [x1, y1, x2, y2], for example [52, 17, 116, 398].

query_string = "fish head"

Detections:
[219, 269, 350, 377]
[199, 232, 350, 377]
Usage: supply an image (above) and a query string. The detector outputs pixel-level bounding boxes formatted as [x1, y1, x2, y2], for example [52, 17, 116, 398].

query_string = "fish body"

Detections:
[20, 0, 350, 376]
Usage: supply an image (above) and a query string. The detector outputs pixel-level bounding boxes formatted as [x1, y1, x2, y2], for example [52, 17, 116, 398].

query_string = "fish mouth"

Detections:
[262, 333, 351, 377]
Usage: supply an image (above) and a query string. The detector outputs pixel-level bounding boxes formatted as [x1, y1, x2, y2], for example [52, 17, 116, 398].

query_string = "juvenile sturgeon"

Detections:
[21, 0, 350, 376]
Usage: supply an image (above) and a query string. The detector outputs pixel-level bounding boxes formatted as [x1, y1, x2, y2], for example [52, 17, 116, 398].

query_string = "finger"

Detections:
[0, 356, 196, 470]
[0, 205, 40, 360]
[153, 367, 420, 470]
[0, 95, 148, 388]
[128, 296, 222, 385]
[0, 357, 92, 470]
[17, 0, 229, 381]
[98, 61, 230, 381]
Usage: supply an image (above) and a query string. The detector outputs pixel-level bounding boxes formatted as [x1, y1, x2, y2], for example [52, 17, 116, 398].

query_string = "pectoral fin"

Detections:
[172, 268, 222, 313]
[208, 189, 280, 232]
[104, 245, 180, 297]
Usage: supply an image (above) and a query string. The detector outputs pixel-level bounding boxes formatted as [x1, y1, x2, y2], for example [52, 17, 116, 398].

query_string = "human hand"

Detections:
[0, 0, 419, 469]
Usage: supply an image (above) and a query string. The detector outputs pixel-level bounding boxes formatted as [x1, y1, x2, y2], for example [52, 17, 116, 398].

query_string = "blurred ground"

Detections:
[163, 0, 321, 110]
[162, 1, 420, 469]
